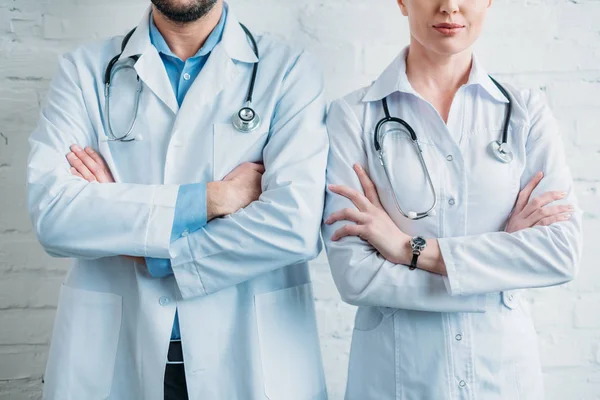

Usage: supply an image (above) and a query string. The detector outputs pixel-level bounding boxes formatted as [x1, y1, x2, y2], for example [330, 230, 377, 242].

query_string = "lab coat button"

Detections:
[455, 334, 462, 341]
[508, 294, 514, 301]
[446, 155, 454, 161]
[159, 296, 171, 306]
[181, 230, 189, 237]
[183, 73, 191, 81]
[459, 380, 467, 388]
[448, 198, 456, 206]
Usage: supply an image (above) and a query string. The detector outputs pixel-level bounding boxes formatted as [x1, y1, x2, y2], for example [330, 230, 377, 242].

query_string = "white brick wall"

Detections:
[0, 0, 599, 398]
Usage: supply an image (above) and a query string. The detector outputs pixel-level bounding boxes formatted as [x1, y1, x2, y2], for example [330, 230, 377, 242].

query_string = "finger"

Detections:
[69, 167, 85, 179]
[83, 146, 104, 165]
[66, 152, 96, 182]
[354, 164, 382, 208]
[521, 190, 568, 219]
[325, 208, 367, 225]
[71, 144, 103, 181]
[534, 212, 573, 227]
[331, 224, 364, 241]
[328, 184, 371, 211]
[84, 147, 114, 183]
[525, 204, 574, 227]
[514, 171, 543, 214]
[244, 162, 265, 174]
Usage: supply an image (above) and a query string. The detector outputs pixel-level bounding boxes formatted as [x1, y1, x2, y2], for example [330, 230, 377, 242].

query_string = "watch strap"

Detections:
[410, 251, 419, 270]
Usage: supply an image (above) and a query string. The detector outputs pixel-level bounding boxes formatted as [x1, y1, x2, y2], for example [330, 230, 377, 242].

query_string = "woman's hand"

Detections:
[66, 144, 144, 265]
[325, 164, 410, 264]
[505, 171, 574, 233]
[66, 144, 115, 183]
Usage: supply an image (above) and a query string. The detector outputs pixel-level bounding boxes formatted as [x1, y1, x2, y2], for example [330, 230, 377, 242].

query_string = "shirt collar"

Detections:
[149, 4, 227, 60]
[362, 46, 509, 104]
[120, 2, 257, 64]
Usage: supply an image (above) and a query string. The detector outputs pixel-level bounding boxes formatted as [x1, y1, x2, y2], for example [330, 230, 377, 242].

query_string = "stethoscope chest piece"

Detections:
[232, 103, 261, 132]
[489, 140, 514, 164]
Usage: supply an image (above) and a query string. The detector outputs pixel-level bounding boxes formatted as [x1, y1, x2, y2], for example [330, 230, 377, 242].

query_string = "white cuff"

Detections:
[144, 184, 179, 258]
[438, 238, 462, 296]
[170, 234, 207, 300]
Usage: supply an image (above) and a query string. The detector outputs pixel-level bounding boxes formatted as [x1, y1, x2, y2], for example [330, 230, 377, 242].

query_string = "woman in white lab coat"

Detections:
[322, 0, 583, 399]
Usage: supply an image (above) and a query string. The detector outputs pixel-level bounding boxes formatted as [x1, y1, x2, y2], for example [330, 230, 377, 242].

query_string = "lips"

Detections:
[433, 23, 465, 36]
[433, 23, 465, 29]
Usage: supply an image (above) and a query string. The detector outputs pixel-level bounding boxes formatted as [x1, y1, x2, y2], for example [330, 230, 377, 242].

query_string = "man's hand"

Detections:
[207, 162, 265, 221]
[505, 171, 574, 233]
[67, 145, 115, 183]
[122, 256, 147, 266]
[66, 144, 265, 222]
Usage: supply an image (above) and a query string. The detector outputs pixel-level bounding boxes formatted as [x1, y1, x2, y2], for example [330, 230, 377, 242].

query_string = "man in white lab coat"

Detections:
[27, 1, 328, 399]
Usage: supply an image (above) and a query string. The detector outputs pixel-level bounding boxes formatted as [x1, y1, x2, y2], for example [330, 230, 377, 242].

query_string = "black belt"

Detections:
[167, 340, 184, 365]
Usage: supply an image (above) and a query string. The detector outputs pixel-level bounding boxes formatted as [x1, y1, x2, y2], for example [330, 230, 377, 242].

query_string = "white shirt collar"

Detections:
[362, 46, 509, 104]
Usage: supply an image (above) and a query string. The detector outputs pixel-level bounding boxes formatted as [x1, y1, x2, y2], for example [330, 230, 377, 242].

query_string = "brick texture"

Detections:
[0, 0, 599, 398]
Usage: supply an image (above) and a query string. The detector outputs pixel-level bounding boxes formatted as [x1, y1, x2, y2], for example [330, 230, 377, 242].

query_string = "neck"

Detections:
[405, 39, 473, 97]
[152, 1, 223, 61]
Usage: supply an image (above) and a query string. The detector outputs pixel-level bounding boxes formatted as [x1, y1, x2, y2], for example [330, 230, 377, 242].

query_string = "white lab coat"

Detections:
[322, 49, 583, 400]
[27, 5, 328, 400]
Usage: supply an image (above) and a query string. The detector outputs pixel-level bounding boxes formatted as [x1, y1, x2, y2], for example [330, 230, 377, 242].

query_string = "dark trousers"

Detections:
[164, 341, 188, 400]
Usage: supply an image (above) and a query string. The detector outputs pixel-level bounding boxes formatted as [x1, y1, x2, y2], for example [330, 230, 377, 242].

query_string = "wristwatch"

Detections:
[409, 236, 427, 270]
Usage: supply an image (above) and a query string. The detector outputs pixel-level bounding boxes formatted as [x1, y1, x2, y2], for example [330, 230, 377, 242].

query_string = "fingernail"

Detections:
[537, 171, 543, 178]
[354, 164, 363, 171]
[73, 145, 82, 152]
[568, 205, 575, 211]
[328, 184, 336, 189]
[85, 147, 94, 154]
[563, 214, 572, 220]
[561, 192, 568, 197]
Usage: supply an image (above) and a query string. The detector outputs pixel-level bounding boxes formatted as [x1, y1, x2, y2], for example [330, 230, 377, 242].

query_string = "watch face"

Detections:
[411, 236, 427, 249]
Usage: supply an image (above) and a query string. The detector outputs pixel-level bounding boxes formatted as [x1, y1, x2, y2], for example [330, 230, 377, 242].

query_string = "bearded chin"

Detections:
[150, 0, 218, 24]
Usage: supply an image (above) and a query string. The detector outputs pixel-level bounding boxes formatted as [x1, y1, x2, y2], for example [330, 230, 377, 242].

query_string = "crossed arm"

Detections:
[28, 52, 328, 300]
[321, 97, 583, 312]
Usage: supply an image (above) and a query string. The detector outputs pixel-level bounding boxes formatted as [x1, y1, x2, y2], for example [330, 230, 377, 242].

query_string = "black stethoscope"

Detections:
[103, 23, 261, 142]
[373, 76, 513, 221]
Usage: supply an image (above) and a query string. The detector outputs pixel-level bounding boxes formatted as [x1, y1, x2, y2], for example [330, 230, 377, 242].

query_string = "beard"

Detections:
[150, 0, 218, 23]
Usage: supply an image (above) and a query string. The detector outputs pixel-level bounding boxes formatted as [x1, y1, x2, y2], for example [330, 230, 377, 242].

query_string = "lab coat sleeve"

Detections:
[321, 98, 487, 312]
[169, 51, 328, 299]
[439, 89, 584, 296]
[27, 54, 179, 259]
[145, 183, 208, 277]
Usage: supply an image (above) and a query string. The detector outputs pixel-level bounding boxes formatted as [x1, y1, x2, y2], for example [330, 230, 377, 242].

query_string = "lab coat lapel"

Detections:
[178, 8, 257, 114]
[119, 6, 179, 114]
[134, 50, 179, 114]
[178, 44, 237, 114]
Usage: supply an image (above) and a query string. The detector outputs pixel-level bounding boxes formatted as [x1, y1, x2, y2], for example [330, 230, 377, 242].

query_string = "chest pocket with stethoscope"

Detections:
[374, 76, 514, 221]
[101, 23, 262, 143]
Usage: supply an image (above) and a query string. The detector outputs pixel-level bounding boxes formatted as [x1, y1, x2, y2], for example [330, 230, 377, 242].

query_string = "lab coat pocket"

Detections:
[354, 306, 384, 332]
[346, 309, 396, 400]
[213, 123, 268, 181]
[43, 285, 122, 399]
[254, 283, 327, 400]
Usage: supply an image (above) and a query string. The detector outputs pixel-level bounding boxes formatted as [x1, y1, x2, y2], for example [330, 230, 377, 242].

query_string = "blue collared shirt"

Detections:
[145, 6, 227, 339]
